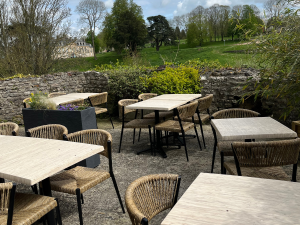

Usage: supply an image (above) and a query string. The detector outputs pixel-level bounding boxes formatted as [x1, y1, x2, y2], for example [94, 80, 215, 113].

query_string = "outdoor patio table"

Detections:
[126, 94, 202, 158]
[49, 92, 99, 105]
[161, 173, 300, 225]
[210, 117, 298, 173]
[0, 135, 103, 225]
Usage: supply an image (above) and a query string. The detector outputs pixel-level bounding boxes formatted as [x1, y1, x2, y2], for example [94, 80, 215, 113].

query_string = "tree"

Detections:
[175, 26, 181, 39]
[264, 0, 287, 19]
[76, 0, 106, 60]
[218, 5, 230, 41]
[86, 31, 100, 53]
[0, 0, 71, 77]
[180, 29, 186, 39]
[147, 15, 175, 51]
[207, 4, 220, 42]
[103, 0, 147, 53]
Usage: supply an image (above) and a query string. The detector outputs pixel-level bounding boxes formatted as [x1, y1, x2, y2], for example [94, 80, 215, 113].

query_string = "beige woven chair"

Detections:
[118, 99, 156, 154]
[175, 94, 213, 149]
[0, 122, 19, 136]
[125, 174, 181, 225]
[59, 98, 84, 106]
[292, 121, 300, 137]
[155, 101, 201, 161]
[88, 92, 114, 129]
[48, 129, 125, 225]
[223, 138, 300, 182]
[0, 182, 62, 225]
[23, 97, 31, 108]
[211, 108, 260, 173]
[26, 124, 68, 140]
[48, 92, 66, 98]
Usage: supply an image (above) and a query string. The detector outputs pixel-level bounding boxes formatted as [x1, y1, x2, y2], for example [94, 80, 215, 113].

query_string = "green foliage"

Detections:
[184, 59, 225, 69]
[27, 92, 56, 110]
[0, 73, 39, 80]
[103, 0, 147, 53]
[86, 31, 100, 53]
[143, 65, 202, 95]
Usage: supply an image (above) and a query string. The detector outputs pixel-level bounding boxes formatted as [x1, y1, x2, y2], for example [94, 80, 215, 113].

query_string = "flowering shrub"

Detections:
[57, 104, 88, 111]
[27, 92, 56, 110]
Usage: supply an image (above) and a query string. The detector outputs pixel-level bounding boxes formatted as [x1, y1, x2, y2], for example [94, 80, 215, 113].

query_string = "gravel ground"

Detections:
[15, 118, 298, 225]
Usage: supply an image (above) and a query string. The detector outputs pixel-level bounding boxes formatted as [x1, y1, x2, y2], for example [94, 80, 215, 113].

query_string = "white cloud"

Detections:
[104, 0, 114, 8]
[162, 0, 171, 6]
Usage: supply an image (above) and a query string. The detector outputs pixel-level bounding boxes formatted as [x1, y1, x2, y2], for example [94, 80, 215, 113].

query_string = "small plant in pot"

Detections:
[26, 92, 56, 110]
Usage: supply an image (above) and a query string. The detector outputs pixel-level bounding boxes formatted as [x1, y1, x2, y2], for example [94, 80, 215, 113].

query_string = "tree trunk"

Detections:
[156, 39, 160, 51]
[91, 28, 97, 60]
[232, 34, 234, 41]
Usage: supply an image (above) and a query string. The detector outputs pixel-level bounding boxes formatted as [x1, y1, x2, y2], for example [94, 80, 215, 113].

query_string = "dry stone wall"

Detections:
[0, 71, 108, 123]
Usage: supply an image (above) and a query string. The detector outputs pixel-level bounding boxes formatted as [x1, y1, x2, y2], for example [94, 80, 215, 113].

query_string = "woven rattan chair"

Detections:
[0, 182, 62, 225]
[48, 129, 125, 225]
[26, 124, 68, 140]
[48, 92, 66, 98]
[118, 99, 156, 154]
[211, 108, 260, 173]
[125, 174, 181, 225]
[292, 121, 300, 137]
[223, 138, 300, 182]
[59, 98, 85, 106]
[155, 101, 201, 161]
[88, 92, 114, 129]
[23, 97, 30, 108]
[0, 122, 19, 136]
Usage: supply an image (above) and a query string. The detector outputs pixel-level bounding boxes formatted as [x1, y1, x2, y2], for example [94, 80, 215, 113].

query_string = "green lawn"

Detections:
[52, 40, 257, 73]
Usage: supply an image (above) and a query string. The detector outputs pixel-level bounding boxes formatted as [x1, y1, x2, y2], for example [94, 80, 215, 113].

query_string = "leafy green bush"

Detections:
[143, 65, 202, 94]
[184, 59, 224, 69]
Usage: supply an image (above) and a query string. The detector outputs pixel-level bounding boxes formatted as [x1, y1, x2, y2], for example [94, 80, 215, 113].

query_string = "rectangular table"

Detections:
[50, 93, 99, 105]
[210, 117, 297, 173]
[0, 135, 103, 224]
[161, 173, 300, 225]
[126, 94, 202, 157]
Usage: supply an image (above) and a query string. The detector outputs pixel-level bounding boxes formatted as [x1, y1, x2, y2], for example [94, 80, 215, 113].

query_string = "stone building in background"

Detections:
[55, 39, 93, 58]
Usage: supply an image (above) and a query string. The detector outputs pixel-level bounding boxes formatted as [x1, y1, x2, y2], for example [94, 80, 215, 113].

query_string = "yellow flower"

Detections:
[29, 98, 32, 102]
[31, 93, 34, 96]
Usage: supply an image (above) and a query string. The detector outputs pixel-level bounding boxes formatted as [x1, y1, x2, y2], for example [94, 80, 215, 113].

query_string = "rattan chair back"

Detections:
[65, 129, 112, 158]
[23, 98, 30, 108]
[118, 99, 138, 117]
[212, 108, 260, 119]
[138, 93, 157, 101]
[27, 124, 68, 140]
[0, 122, 19, 136]
[232, 138, 300, 168]
[48, 92, 66, 98]
[198, 94, 213, 111]
[89, 92, 108, 106]
[0, 182, 15, 225]
[60, 98, 84, 106]
[176, 100, 198, 120]
[125, 174, 181, 225]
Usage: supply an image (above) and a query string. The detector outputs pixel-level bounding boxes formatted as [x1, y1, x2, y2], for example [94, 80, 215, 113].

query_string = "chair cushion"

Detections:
[124, 119, 156, 129]
[155, 120, 194, 132]
[94, 107, 108, 114]
[50, 166, 111, 195]
[0, 193, 57, 225]
[224, 160, 291, 181]
[175, 113, 210, 123]
[143, 111, 174, 119]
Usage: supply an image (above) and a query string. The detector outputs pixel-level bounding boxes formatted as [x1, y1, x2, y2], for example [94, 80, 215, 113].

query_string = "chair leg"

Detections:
[194, 125, 202, 151]
[153, 127, 156, 156]
[111, 174, 125, 213]
[81, 194, 84, 204]
[221, 152, 225, 174]
[119, 126, 124, 153]
[55, 199, 62, 225]
[31, 184, 38, 194]
[76, 189, 84, 225]
[133, 129, 136, 144]
[148, 126, 153, 155]
[211, 139, 217, 173]
[109, 116, 114, 129]
[0, 178, 4, 183]
[182, 131, 189, 162]
[199, 122, 206, 149]
[138, 128, 141, 142]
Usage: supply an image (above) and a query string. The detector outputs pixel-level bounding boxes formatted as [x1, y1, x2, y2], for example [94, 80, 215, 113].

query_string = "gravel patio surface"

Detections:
[16, 118, 298, 225]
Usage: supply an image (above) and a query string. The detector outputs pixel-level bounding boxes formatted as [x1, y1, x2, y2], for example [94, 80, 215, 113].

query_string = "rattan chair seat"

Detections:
[124, 119, 156, 129]
[224, 160, 291, 181]
[0, 193, 57, 225]
[155, 120, 194, 132]
[175, 113, 210, 123]
[143, 111, 174, 119]
[94, 107, 108, 114]
[50, 166, 110, 195]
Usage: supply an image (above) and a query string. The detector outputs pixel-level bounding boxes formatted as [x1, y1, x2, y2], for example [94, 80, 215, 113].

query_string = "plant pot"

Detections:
[22, 107, 100, 168]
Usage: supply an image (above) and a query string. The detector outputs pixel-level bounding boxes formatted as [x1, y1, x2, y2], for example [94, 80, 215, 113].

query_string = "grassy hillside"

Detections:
[52, 40, 257, 73]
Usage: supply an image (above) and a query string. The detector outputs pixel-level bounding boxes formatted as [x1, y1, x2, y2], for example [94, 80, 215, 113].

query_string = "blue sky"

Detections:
[67, 0, 266, 32]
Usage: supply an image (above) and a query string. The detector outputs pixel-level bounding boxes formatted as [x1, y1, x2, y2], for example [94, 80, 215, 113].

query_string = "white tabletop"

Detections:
[211, 117, 297, 141]
[50, 93, 98, 105]
[126, 94, 202, 111]
[0, 135, 103, 185]
[162, 173, 300, 225]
